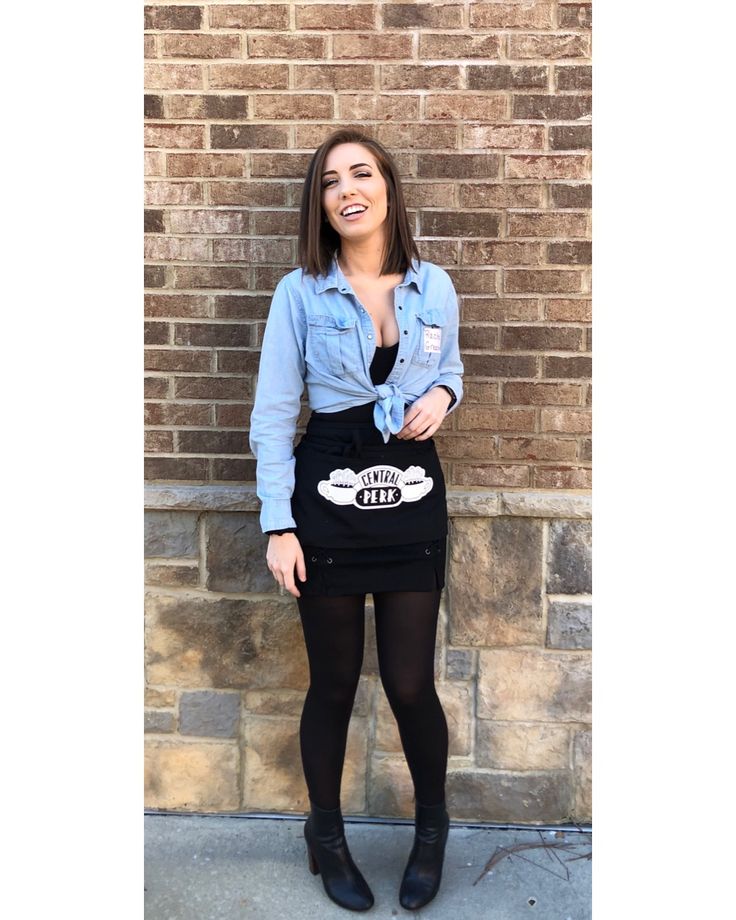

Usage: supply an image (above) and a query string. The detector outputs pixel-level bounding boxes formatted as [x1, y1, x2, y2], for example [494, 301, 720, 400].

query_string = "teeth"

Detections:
[342, 205, 367, 216]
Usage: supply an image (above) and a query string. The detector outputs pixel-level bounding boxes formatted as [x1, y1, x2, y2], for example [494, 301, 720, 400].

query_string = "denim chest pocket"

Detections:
[306, 314, 362, 376]
[411, 307, 446, 367]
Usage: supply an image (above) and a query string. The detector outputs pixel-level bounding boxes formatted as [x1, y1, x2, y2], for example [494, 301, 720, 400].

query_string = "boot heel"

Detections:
[307, 844, 320, 875]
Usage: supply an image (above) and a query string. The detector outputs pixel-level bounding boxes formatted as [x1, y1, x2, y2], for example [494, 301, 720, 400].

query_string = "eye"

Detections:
[322, 171, 371, 189]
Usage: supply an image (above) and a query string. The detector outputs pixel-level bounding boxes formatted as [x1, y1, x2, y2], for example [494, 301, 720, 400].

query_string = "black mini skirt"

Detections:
[291, 401, 448, 596]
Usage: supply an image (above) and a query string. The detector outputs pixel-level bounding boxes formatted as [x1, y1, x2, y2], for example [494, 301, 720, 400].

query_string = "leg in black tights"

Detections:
[373, 589, 448, 806]
[296, 592, 367, 810]
[296, 588, 448, 811]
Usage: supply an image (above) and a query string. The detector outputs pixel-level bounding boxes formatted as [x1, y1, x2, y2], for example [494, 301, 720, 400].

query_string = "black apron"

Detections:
[291, 411, 448, 550]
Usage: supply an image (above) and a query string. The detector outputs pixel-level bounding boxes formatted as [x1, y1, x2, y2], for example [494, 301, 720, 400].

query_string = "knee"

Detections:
[309, 672, 360, 708]
[381, 678, 435, 712]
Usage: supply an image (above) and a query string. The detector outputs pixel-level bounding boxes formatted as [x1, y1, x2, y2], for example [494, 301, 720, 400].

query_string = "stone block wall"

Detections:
[145, 485, 591, 825]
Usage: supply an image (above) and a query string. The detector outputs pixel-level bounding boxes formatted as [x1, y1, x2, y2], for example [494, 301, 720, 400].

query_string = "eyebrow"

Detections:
[321, 162, 373, 178]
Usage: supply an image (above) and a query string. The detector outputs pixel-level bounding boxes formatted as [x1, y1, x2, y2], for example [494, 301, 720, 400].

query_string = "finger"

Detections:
[284, 571, 300, 598]
[296, 550, 307, 583]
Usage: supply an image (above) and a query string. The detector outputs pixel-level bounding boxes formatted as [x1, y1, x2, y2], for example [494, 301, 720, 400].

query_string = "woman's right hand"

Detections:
[267, 533, 307, 598]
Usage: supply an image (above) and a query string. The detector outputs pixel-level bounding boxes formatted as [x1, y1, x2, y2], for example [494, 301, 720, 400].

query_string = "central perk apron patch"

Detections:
[317, 464, 434, 509]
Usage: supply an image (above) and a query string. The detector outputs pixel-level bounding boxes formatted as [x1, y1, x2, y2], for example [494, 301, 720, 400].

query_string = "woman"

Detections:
[249, 129, 464, 912]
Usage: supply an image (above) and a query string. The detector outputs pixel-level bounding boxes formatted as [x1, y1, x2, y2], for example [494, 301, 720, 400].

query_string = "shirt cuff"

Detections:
[259, 499, 297, 534]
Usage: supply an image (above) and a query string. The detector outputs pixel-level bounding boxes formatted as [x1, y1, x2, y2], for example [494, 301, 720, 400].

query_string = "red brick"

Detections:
[166, 94, 250, 120]
[145, 430, 174, 453]
[144, 181, 204, 205]
[338, 93, 421, 120]
[144, 6, 203, 30]
[169, 209, 247, 234]
[455, 463, 530, 488]
[216, 404, 251, 427]
[540, 408, 591, 433]
[145, 457, 208, 480]
[334, 33, 412, 59]
[145, 377, 169, 399]
[145, 294, 210, 318]
[549, 125, 592, 150]
[293, 63, 380, 89]
[457, 407, 536, 432]
[145, 94, 163, 118]
[144, 35, 157, 59]
[507, 212, 588, 238]
[470, 2, 554, 29]
[174, 323, 251, 347]
[248, 34, 326, 58]
[160, 34, 241, 59]
[145, 265, 166, 288]
[459, 325, 499, 350]
[468, 241, 543, 266]
[505, 270, 583, 294]
[145, 402, 213, 426]
[465, 124, 545, 149]
[555, 65, 592, 91]
[503, 382, 582, 406]
[173, 376, 250, 400]
[543, 356, 591, 378]
[382, 65, 463, 91]
[145, 349, 212, 373]
[172, 266, 249, 289]
[212, 238, 292, 263]
[499, 437, 577, 461]
[505, 155, 590, 180]
[462, 354, 538, 377]
[533, 466, 591, 488]
[214, 295, 271, 320]
[145, 63, 203, 90]
[178, 430, 247, 454]
[460, 183, 544, 209]
[208, 181, 288, 207]
[145, 151, 165, 177]
[212, 458, 257, 481]
[295, 3, 375, 29]
[167, 154, 245, 177]
[549, 183, 591, 208]
[468, 65, 546, 89]
[209, 5, 289, 30]
[462, 382, 501, 403]
[557, 4, 592, 29]
[425, 94, 507, 120]
[253, 94, 333, 119]
[144, 209, 164, 232]
[421, 211, 502, 238]
[208, 63, 288, 90]
[513, 94, 591, 120]
[383, 2, 463, 28]
[216, 351, 261, 374]
[544, 299, 591, 322]
[145, 322, 169, 345]
[376, 124, 457, 151]
[421, 34, 502, 59]
[502, 325, 583, 351]
[508, 33, 591, 59]
[547, 242, 591, 265]
[461, 297, 540, 323]
[144, 237, 210, 261]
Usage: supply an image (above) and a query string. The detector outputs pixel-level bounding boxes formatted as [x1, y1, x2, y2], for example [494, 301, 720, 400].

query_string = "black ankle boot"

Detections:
[399, 799, 450, 910]
[303, 799, 374, 911]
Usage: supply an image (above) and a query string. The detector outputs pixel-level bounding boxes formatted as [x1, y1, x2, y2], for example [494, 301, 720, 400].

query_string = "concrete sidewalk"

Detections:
[145, 813, 592, 919]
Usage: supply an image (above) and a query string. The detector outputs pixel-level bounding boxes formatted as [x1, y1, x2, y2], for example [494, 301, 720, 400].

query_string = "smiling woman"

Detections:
[249, 128, 462, 913]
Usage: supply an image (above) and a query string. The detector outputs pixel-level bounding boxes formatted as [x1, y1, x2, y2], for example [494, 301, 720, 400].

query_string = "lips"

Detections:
[340, 204, 368, 219]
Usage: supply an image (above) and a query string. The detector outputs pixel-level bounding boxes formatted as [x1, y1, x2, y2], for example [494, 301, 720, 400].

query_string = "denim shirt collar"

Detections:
[315, 254, 424, 296]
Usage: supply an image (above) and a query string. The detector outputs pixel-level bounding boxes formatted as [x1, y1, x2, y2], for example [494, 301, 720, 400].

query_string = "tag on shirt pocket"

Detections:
[413, 307, 445, 367]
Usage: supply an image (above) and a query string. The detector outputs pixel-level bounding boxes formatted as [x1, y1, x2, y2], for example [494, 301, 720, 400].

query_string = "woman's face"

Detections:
[320, 143, 390, 241]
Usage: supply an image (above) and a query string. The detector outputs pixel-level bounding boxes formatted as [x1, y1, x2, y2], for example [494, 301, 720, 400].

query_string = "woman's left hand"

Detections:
[396, 387, 453, 441]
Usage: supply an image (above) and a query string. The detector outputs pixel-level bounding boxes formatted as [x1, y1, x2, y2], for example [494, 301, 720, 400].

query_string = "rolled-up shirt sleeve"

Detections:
[431, 278, 464, 415]
[248, 276, 306, 533]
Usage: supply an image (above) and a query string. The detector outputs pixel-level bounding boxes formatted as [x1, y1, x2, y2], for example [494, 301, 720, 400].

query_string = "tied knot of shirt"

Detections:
[373, 383, 409, 443]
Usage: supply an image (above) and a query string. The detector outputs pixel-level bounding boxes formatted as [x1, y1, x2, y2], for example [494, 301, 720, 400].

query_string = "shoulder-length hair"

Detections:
[297, 129, 421, 281]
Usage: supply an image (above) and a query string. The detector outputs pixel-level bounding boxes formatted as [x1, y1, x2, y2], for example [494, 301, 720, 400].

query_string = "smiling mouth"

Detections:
[340, 206, 368, 220]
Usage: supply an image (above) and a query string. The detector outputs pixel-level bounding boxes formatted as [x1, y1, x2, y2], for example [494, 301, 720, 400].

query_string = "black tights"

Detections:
[296, 589, 448, 811]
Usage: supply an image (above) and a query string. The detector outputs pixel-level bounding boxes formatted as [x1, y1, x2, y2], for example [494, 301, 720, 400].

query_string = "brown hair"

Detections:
[297, 129, 421, 280]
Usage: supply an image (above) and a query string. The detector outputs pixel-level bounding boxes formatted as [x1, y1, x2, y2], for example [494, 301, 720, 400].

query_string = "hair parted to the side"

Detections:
[297, 129, 421, 281]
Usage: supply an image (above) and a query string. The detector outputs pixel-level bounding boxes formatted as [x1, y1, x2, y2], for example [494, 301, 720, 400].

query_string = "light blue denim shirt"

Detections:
[249, 255, 464, 533]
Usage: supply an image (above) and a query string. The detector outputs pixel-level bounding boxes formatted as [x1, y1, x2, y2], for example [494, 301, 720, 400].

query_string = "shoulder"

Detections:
[416, 259, 454, 292]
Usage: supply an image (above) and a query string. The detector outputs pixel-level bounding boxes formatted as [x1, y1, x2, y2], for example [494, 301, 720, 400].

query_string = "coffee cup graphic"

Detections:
[317, 468, 359, 505]
[401, 464, 433, 501]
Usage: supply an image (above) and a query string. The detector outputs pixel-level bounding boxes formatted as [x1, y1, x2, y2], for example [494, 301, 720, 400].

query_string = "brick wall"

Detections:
[144, 1, 592, 491]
